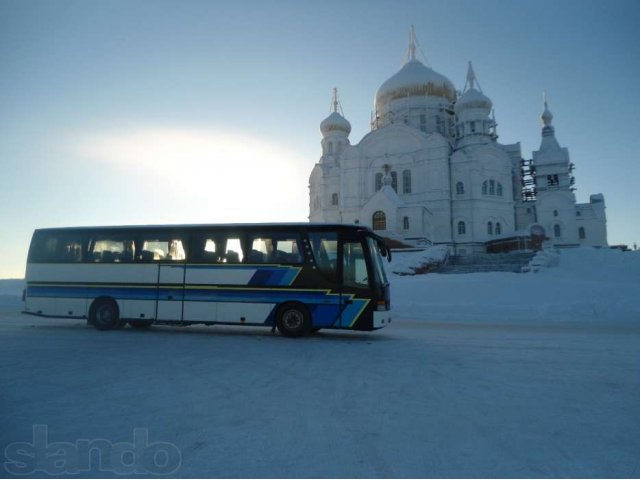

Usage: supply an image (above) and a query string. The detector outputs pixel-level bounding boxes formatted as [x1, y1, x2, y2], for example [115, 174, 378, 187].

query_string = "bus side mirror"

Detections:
[380, 242, 391, 262]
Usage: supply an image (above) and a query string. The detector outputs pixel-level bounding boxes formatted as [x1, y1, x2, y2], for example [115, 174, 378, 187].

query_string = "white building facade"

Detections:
[309, 31, 607, 253]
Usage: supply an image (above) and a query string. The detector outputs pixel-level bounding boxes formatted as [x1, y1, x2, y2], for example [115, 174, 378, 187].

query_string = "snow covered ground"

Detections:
[1, 248, 639, 477]
[389, 247, 640, 326]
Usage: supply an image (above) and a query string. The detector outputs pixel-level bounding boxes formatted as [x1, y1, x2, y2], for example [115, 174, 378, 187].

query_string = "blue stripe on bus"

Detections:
[187, 264, 301, 287]
[26, 284, 369, 328]
[247, 266, 301, 286]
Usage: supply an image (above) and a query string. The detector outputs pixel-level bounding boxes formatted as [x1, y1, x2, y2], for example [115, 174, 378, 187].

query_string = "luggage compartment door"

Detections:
[156, 264, 185, 321]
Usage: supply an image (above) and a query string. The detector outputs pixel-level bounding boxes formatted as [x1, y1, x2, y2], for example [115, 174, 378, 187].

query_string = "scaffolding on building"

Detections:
[520, 158, 537, 202]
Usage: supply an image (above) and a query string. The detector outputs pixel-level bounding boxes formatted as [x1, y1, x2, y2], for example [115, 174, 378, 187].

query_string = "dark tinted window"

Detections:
[28, 231, 85, 263]
[191, 232, 244, 263]
[309, 232, 338, 280]
[137, 234, 187, 262]
[88, 235, 136, 263]
[247, 232, 303, 264]
[343, 240, 368, 288]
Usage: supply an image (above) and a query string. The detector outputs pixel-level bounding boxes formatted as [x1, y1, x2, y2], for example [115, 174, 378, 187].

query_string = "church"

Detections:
[308, 29, 607, 254]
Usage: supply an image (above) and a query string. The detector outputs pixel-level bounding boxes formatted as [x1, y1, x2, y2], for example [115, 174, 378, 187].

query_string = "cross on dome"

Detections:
[539, 92, 560, 149]
[320, 88, 351, 137]
[330, 87, 346, 116]
[467, 61, 476, 89]
[405, 25, 430, 65]
[464, 61, 483, 93]
[542, 92, 553, 126]
[407, 25, 417, 62]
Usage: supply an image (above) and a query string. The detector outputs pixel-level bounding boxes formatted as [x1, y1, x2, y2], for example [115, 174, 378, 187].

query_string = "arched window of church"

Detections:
[482, 181, 488, 195]
[554, 224, 561, 238]
[495, 222, 502, 235]
[470, 121, 476, 133]
[456, 182, 464, 195]
[403, 216, 410, 230]
[375, 173, 383, 191]
[331, 193, 338, 206]
[391, 171, 398, 192]
[497, 182, 503, 196]
[579, 227, 586, 239]
[553, 209, 558, 217]
[402, 170, 411, 194]
[327, 142, 333, 154]
[457, 221, 466, 235]
[487, 222, 493, 235]
[372, 211, 386, 231]
[489, 180, 495, 195]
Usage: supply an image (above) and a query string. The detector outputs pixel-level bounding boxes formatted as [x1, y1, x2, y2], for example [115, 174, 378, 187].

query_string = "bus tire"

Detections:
[90, 298, 121, 331]
[276, 303, 311, 338]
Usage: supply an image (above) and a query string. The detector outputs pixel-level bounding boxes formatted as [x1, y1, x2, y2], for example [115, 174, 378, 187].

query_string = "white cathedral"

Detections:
[309, 30, 607, 254]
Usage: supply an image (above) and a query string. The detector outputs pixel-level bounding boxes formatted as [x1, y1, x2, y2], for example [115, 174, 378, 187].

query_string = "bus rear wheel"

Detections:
[276, 303, 311, 338]
[90, 299, 122, 331]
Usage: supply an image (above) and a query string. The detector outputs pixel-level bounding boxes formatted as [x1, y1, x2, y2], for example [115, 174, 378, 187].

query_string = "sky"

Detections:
[1, 0, 639, 278]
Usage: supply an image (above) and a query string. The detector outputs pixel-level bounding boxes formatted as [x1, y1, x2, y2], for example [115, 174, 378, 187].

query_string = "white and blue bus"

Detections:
[23, 223, 391, 337]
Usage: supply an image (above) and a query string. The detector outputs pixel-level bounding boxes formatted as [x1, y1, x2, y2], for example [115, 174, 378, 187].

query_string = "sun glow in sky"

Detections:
[76, 126, 309, 223]
[1, 0, 639, 277]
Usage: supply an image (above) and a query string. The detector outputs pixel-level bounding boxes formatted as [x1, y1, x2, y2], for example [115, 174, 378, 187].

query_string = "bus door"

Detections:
[338, 234, 370, 328]
[157, 264, 185, 321]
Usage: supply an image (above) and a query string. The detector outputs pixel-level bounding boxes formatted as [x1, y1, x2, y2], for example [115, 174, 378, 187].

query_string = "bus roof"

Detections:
[32, 223, 376, 234]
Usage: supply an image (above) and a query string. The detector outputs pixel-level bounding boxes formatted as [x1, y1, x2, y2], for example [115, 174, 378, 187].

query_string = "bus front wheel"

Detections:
[90, 299, 122, 331]
[276, 303, 311, 338]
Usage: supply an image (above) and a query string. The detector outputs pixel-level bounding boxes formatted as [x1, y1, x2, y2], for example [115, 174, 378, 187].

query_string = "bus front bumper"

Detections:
[373, 310, 392, 329]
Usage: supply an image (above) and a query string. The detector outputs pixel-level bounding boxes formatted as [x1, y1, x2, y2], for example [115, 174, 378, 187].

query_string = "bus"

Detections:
[23, 223, 392, 337]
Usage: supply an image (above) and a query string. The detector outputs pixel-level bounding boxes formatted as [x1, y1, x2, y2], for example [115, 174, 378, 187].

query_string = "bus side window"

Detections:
[248, 237, 272, 263]
[168, 240, 185, 261]
[139, 237, 185, 262]
[224, 237, 244, 263]
[247, 233, 303, 264]
[192, 236, 222, 263]
[121, 241, 135, 262]
[89, 238, 136, 263]
[194, 234, 244, 263]
[273, 238, 303, 263]
[202, 239, 220, 262]
[343, 241, 368, 288]
[140, 240, 167, 261]
[28, 232, 84, 263]
[308, 232, 337, 280]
